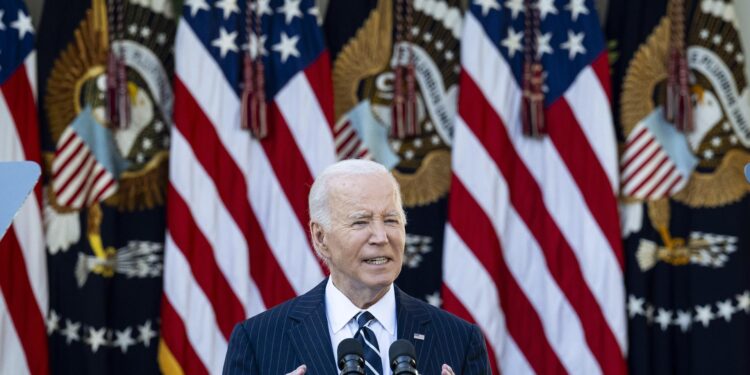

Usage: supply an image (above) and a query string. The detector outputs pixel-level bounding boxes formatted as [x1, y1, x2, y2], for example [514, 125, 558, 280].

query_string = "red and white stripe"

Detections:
[443, 14, 626, 375]
[333, 117, 371, 160]
[51, 126, 118, 209]
[620, 122, 686, 199]
[0, 52, 49, 375]
[161, 19, 333, 373]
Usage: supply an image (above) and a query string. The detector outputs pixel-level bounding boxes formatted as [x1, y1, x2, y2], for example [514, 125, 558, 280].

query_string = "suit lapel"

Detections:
[395, 287, 434, 371]
[287, 280, 338, 374]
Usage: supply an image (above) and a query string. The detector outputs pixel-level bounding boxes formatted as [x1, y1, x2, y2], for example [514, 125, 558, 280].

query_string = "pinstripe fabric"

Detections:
[223, 279, 491, 374]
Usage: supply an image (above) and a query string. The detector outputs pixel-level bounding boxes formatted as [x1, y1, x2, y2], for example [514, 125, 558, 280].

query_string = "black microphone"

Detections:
[389, 339, 418, 375]
[337, 338, 365, 375]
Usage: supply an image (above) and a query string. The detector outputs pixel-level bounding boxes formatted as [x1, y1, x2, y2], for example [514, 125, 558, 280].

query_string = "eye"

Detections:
[352, 220, 367, 226]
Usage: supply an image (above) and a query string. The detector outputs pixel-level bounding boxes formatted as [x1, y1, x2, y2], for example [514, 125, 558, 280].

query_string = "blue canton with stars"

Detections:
[471, 0, 605, 106]
[183, 0, 326, 98]
[0, 0, 34, 85]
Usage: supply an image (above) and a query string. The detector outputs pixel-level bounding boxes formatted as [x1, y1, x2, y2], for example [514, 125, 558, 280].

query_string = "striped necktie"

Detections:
[354, 311, 383, 375]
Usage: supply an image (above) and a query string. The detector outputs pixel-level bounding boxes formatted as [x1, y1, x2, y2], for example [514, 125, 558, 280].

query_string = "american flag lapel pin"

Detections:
[413, 333, 425, 340]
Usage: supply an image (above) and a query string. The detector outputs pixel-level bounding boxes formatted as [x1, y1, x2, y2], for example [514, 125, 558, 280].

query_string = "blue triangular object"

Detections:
[0, 161, 41, 239]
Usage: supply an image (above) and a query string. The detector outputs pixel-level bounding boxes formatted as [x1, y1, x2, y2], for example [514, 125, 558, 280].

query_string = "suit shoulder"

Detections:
[235, 296, 299, 334]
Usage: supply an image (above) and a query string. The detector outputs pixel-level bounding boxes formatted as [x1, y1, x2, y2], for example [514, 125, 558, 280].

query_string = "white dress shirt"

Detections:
[325, 277, 397, 374]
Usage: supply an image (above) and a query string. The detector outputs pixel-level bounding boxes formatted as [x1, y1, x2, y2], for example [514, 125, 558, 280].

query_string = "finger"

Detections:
[442, 363, 455, 375]
[286, 364, 306, 375]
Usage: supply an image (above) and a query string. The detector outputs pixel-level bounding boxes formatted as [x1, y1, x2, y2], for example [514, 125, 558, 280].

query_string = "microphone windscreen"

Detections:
[388, 339, 416, 364]
[338, 338, 364, 361]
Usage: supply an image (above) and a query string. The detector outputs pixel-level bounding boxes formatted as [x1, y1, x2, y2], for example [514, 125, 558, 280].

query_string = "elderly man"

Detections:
[223, 160, 491, 375]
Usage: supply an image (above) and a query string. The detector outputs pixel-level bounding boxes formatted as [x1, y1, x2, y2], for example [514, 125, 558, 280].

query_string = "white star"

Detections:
[435, 41, 444, 50]
[47, 310, 61, 335]
[113, 327, 136, 353]
[61, 320, 81, 344]
[655, 308, 672, 331]
[445, 50, 455, 60]
[425, 291, 442, 307]
[560, 30, 586, 60]
[0, 10, 5, 31]
[628, 295, 645, 318]
[252, 0, 273, 16]
[140, 26, 151, 38]
[712, 34, 722, 45]
[674, 310, 692, 332]
[504, 0, 524, 19]
[736, 53, 744, 63]
[536, 0, 558, 20]
[185, 0, 210, 17]
[156, 33, 168, 45]
[215, 0, 239, 19]
[501, 27, 523, 57]
[565, 0, 589, 21]
[85, 326, 108, 353]
[711, 136, 722, 147]
[474, 0, 501, 16]
[725, 43, 735, 53]
[10, 10, 34, 39]
[247, 33, 268, 59]
[699, 29, 709, 39]
[716, 299, 736, 322]
[137, 320, 158, 347]
[277, 0, 303, 24]
[423, 32, 433, 42]
[128, 23, 138, 35]
[537, 32, 553, 57]
[694, 304, 714, 327]
[703, 149, 714, 159]
[211, 27, 239, 58]
[308, 5, 322, 25]
[431, 135, 441, 145]
[272, 32, 300, 63]
[737, 291, 750, 313]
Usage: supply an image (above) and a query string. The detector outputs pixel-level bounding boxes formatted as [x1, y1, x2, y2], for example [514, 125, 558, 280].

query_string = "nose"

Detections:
[368, 220, 388, 245]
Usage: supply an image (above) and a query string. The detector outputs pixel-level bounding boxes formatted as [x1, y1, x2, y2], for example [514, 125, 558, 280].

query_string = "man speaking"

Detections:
[223, 160, 491, 374]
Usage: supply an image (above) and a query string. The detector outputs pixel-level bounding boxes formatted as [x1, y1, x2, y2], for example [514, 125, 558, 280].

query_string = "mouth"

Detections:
[363, 256, 390, 265]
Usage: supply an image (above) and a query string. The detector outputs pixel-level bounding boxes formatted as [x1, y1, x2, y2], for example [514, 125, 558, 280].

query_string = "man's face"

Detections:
[316, 173, 406, 296]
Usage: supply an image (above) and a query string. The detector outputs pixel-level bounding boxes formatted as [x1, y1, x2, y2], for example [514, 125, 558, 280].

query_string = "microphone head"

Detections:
[337, 338, 364, 369]
[389, 339, 416, 369]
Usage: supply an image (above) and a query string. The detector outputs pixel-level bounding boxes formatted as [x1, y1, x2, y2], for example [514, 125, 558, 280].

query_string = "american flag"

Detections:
[160, 0, 334, 372]
[50, 111, 122, 210]
[442, 0, 626, 374]
[0, 1, 48, 374]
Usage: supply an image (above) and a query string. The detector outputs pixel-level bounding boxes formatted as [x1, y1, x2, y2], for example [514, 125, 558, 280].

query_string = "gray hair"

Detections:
[309, 160, 406, 229]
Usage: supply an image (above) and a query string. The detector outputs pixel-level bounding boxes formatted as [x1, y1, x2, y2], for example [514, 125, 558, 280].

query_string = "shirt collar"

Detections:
[325, 278, 396, 336]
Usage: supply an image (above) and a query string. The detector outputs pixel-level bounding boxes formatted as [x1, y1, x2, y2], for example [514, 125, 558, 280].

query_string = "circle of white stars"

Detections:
[628, 291, 750, 332]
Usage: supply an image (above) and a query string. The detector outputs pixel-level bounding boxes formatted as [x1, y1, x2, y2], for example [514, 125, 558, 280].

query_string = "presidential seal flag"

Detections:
[608, 0, 750, 373]
[444, 0, 627, 374]
[324, 0, 463, 306]
[37, 0, 175, 373]
[0, 0, 48, 373]
[159, 0, 335, 372]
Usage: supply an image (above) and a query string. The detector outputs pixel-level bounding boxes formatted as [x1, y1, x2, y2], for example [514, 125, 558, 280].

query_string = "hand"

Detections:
[286, 364, 306, 375]
[441, 364, 455, 375]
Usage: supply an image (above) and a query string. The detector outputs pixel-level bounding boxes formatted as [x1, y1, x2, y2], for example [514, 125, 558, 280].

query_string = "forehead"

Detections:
[328, 173, 399, 214]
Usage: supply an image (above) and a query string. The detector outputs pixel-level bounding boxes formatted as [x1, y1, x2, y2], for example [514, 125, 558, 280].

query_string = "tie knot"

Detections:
[356, 311, 376, 328]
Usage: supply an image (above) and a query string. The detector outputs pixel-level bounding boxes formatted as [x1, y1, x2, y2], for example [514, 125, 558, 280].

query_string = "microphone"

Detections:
[389, 339, 418, 375]
[337, 338, 365, 375]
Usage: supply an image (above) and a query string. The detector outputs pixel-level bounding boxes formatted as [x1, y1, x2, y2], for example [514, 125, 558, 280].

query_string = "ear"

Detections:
[310, 222, 330, 257]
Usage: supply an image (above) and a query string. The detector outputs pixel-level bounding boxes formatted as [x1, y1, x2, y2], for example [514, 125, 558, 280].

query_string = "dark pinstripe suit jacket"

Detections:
[223, 279, 491, 374]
